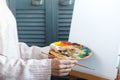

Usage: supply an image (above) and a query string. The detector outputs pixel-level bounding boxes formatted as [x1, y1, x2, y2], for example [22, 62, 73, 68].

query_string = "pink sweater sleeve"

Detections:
[19, 42, 50, 60]
[0, 43, 51, 80]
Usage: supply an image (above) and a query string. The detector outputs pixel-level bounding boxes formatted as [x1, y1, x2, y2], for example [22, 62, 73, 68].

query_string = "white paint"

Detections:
[69, 0, 120, 79]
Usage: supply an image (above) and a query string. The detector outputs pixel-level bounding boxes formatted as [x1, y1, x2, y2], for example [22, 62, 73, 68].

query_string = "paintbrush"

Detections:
[41, 51, 94, 70]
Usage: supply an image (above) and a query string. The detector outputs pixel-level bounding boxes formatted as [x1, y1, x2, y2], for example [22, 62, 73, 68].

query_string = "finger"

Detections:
[52, 68, 71, 73]
[58, 64, 72, 69]
[53, 57, 74, 64]
[48, 54, 56, 58]
[70, 60, 78, 64]
[59, 72, 69, 76]
[59, 59, 78, 65]
[52, 63, 73, 70]
[59, 59, 72, 65]
[60, 68, 72, 73]
[52, 71, 70, 76]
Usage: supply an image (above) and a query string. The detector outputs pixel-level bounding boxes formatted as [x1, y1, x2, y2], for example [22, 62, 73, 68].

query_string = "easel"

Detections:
[117, 74, 120, 80]
[69, 69, 119, 80]
[116, 69, 120, 80]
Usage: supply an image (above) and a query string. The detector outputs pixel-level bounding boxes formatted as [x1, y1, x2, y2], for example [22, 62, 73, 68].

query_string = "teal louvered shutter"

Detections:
[15, 0, 46, 46]
[52, 0, 75, 42]
[9, 0, 75, 46]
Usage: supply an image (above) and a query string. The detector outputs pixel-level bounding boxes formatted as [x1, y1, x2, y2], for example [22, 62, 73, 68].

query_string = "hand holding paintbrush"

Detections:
[42, 51, 94, 70]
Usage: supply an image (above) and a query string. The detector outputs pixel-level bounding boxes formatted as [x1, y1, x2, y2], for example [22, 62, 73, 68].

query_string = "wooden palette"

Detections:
[50, 41, 93, 60]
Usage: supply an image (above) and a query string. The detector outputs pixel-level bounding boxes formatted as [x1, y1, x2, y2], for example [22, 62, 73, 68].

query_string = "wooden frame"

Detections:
[69, 70, 109, 80]
[116, 74, 120, 80]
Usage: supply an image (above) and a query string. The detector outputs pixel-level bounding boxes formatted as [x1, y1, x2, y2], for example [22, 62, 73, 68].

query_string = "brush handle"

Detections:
[75, 63, 95, 70]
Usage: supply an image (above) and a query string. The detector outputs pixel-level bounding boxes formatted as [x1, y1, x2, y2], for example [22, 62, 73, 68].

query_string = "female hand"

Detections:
[51, 57, 78, 76]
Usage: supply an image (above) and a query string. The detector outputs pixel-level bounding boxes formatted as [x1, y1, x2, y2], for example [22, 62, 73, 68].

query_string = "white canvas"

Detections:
[69, 0, 120, 79]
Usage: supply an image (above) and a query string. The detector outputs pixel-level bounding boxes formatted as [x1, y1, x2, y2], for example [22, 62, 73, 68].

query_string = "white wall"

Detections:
[69, 0, 120, 79]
